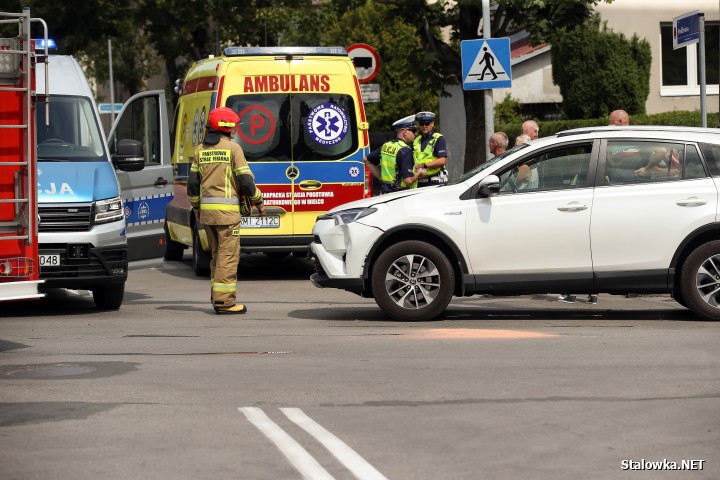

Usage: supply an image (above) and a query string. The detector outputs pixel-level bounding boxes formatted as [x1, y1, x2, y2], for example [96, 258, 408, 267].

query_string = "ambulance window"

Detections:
[226, 94, 291, 161]
[225, 93, 358, 162]
[293, 94, 357, 161]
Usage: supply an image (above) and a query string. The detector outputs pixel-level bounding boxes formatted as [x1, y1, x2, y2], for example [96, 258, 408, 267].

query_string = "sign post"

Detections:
[673, 11, 706, 127]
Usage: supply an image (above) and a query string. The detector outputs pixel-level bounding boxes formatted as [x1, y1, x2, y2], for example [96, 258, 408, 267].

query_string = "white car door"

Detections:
[109, 91, 173, 261]
[591, 140, 717, 290]
[465, 142, 595, 293]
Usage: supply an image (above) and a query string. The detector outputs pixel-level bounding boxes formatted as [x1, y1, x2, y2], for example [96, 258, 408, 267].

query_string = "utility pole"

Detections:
[482, 0, 493, 161]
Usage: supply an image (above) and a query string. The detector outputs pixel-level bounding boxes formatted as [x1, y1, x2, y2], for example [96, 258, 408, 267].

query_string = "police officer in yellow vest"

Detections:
[188, 107, 265, 315]
[413, 111, 448, 187]
[364, 115, 426, 194]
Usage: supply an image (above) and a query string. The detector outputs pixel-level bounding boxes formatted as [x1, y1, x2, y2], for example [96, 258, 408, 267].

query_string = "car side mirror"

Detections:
[112, 139, 145, 172]
[477, 175, 500, 197]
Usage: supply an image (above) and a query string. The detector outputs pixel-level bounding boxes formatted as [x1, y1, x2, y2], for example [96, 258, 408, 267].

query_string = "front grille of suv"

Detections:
[38, 204, 93, 232]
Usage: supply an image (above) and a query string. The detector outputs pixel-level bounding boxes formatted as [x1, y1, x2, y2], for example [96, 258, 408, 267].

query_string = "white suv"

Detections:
[309, 126, 720, 321]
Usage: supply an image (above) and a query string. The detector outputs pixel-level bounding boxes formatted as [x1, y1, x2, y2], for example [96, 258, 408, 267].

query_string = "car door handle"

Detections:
[676, 197, 707, 207]
[154, 177, 168, 187]
[298, 180, 322, 190]
[557, 202, 588, 212]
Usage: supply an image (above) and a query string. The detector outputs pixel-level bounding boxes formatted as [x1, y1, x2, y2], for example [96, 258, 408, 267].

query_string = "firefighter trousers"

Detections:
[205, 222, 241, 308]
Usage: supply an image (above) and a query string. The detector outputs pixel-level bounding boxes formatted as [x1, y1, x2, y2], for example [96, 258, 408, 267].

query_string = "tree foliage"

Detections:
[551, 14, 650, 119]
[322, 1, 439, 131]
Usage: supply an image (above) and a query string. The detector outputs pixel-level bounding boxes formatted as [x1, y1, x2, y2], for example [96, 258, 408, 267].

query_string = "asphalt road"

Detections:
[0, 253, 718, 480]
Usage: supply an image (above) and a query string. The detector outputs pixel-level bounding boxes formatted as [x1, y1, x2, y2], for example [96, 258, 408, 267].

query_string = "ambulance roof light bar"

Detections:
[224, 46, 347, 57]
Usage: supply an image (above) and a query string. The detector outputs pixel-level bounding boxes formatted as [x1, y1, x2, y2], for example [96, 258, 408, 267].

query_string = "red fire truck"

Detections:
[0, 8, 48, 302]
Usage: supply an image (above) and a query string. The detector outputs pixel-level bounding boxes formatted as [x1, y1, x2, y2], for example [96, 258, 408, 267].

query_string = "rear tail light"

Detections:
[0, 257, 35, 278]
[364, 165, 373, 198]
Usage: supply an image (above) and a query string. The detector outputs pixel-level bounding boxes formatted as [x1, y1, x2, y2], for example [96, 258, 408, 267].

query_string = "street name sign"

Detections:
[673, 11, 700, 50]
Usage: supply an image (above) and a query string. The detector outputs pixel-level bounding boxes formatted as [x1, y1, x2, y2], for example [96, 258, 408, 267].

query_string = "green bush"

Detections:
[497, 111, 720, 141]
[551, 15, 651, 119]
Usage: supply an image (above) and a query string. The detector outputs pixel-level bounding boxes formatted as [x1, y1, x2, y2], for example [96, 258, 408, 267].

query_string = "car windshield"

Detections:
[36, 96, 107, 161]
[449, 143, 530, 185]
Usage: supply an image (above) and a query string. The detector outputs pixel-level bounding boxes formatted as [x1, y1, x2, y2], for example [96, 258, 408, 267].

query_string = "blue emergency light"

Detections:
[34, 39, 57, 50]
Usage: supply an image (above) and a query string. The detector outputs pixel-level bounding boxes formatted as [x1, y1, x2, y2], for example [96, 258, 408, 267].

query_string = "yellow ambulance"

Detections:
[163, 46, 372, 275]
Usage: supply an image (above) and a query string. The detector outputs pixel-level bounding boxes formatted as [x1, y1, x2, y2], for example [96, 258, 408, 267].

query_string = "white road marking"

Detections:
[238, 407, 335, 480]
[281, 408, 388, 480]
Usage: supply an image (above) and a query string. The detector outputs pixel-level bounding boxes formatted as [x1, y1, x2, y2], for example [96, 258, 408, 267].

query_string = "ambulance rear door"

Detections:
[287, 56, 365, 237]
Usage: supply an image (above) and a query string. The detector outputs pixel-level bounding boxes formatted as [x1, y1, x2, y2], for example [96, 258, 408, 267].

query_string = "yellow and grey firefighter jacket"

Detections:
[188, 134, 263, 225]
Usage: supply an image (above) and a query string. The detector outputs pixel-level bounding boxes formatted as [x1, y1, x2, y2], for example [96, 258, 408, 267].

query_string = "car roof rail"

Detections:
[557, 125, 720, 137]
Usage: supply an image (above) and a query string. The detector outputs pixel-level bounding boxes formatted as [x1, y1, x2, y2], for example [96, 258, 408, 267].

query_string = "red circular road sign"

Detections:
[347, 43, 380, 84]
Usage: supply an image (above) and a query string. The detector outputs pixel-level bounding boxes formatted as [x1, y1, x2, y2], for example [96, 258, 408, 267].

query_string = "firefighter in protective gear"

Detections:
[364, 115, 426, 194]
[413, 111, 448, 187]
[187, 107, 265, 314]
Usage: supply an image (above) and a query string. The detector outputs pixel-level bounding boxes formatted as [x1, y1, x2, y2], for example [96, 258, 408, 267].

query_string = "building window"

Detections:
[660, 23, 719, 96]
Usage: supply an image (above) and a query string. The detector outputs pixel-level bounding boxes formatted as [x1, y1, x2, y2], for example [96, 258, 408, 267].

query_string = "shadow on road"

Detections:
[158, 253, 314, 281]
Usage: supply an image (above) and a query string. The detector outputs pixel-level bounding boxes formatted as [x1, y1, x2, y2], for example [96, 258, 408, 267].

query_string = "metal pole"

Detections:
[482, 0, 493, 161]
[108, 37, 115, 125]
[699, 14, 706, 128]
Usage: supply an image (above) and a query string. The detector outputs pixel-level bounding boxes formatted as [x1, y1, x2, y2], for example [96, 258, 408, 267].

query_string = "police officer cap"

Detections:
[392, 114, 416, 129]
[415, 111, 435, 122]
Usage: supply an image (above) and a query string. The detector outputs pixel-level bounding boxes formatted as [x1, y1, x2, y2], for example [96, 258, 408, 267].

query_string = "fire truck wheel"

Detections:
[92, 283, 125, 310]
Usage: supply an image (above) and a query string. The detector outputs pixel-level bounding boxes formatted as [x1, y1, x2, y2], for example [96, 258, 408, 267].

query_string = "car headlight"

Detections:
[94, 196, 124, 224]
[318, 207, 377, 226]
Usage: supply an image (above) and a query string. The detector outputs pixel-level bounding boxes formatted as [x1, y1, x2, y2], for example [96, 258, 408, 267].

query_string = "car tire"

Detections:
[371, 240, 454, 321]
[163, 223, 185, 261]
[680, 241, 720, 320]
[192, 224, 211, 277]
[92, 283, 125, 310]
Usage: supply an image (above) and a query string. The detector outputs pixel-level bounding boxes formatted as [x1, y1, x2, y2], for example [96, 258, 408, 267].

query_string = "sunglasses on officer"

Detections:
[417, 120, 433, 126]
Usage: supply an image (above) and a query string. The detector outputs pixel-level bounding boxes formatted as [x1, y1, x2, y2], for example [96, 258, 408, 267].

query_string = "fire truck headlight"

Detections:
[94, 197, 124, 225]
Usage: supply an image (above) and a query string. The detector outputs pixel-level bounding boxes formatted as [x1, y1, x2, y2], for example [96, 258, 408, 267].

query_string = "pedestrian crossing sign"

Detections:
[461, 38, 512, 90]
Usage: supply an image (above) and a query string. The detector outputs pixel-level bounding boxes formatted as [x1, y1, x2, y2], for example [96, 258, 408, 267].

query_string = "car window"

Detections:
[109, 96, 161, 166]
[497, 144, 592, 195]
[699, 143, 720, 176]
[603, 141, 706, 185]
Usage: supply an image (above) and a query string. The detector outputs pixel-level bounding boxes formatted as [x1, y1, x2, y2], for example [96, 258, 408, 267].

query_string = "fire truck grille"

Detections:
[38, 204, 93, 232]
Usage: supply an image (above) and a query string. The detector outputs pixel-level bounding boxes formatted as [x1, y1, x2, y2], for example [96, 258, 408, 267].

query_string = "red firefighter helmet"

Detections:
[208, 107, 239, 133]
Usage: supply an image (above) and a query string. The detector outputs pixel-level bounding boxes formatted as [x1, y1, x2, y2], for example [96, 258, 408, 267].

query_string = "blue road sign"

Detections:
[98, 103, 123, 114]
[673, 11, 700, 50]
[461, 38, 512, 91]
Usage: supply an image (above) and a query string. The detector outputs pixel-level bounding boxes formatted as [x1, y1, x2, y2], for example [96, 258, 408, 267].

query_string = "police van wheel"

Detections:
[371, 240, 454, 322]
[163, 223, 185, 261]
[193, 225, 211, 277]
[92, 283, 125, 310]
